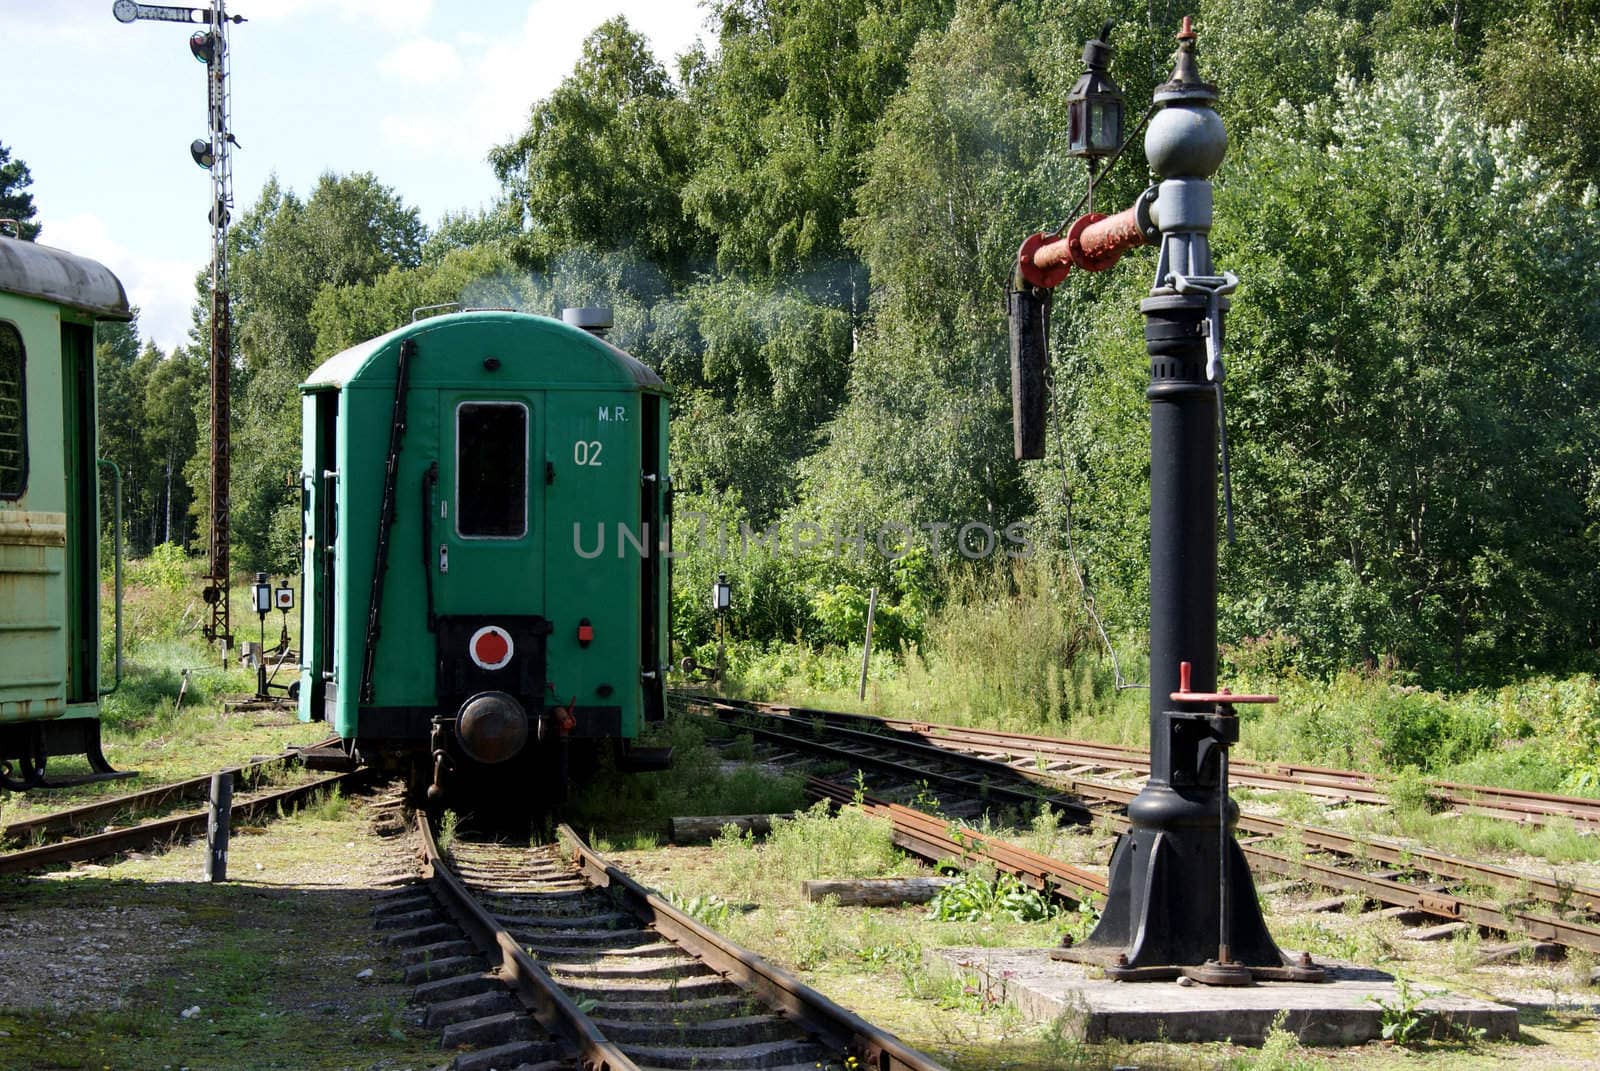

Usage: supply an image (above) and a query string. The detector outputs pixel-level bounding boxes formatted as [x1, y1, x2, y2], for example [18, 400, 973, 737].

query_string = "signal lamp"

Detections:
[189, 31, 215, 64]
[190, 138, 215, 169]
[712, 573, 732, 613]
[252, 572, 272, 615]
[1066, 21, 1124, 159]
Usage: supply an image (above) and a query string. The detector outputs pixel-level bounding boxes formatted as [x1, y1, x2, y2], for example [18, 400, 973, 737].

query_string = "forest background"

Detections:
[8, 0, 1600, 788]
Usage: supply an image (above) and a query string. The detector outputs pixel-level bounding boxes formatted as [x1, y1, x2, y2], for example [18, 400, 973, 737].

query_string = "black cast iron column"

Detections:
[1059, 20, 1291, 976]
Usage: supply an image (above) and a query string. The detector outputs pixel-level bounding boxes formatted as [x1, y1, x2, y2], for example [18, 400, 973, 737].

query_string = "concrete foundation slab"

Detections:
[934, 947, 1519, 1045]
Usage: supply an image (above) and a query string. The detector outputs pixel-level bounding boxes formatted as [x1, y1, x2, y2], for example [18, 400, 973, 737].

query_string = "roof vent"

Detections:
[562, 306, 612, 337]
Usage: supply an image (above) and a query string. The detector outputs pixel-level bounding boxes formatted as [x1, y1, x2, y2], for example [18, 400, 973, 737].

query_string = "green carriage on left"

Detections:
[0, 235, 131, 790]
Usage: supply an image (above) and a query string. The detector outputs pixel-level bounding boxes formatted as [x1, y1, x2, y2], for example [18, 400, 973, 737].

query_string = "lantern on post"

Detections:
[251, 572, 271, 698]
[712, 573, 732, 682]
[1066, 20, 1124, 161]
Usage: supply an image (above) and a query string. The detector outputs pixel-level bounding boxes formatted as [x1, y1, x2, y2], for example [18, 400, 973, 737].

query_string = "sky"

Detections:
[5, 0, 714, 352]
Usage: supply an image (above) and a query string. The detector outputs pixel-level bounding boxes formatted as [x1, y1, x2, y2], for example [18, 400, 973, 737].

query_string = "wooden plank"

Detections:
[801, 877, 957, 906]
[669, 814, 783, 844]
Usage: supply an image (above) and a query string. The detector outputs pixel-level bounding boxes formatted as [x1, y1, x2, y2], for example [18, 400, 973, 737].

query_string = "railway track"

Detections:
[688, 696, 1600, 955]
[391, 811, 948, 1071]
[0, 738, 353, 875]
[693, 695, 1600, 830]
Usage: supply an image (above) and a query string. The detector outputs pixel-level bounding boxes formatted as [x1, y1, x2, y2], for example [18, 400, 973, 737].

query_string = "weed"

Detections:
[437, 811, 459, 852]
[927, 870, 1058, 923]
[1387, 765, 1444, 815]
[788, 896, 844, 969]
[1367, 974, 1436, 1045]
[301, 785, 348, 821]
[1235, 1010, 1317, 1071]
[910, 779, 942, 815]
[666, 890, 733, 929]
[723, 733, 755, 760]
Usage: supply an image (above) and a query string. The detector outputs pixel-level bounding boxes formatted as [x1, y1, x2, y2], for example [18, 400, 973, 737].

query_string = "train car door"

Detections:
[60, 322, 97, 704]
[433, 393, 545, 618]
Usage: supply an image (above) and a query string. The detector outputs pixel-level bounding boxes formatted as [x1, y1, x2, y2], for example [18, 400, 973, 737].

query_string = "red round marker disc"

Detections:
[469, 626, 513, 671]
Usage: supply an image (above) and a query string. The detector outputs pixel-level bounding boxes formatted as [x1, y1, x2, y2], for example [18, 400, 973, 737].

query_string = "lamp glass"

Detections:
[1065, 69, 1123, 159]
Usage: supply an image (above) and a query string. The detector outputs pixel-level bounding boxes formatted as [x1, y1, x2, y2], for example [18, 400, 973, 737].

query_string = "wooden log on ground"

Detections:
[669, 814, 783, 844]
[801, 876, 957, 906]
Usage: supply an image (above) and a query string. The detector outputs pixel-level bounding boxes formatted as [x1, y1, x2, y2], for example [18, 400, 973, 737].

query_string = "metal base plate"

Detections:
[1051, 946, 1328, 985]
[1182, 960, 1255, 986]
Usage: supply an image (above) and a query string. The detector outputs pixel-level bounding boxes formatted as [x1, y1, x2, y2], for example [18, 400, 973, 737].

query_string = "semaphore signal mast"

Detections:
[113, 0, 244, 652]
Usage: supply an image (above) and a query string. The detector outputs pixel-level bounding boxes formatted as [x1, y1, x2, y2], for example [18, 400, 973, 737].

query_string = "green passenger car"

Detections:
[0, 236, 132, 789]
[298, 310, 670, 804]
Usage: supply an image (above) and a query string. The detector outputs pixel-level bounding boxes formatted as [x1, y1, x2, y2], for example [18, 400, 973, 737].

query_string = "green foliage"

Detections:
[123, 542, 195, 593]
[490, 17, 706, 274]
[0, 142, 40, 240]
[1209, 74, 1600, 685]
[927, 869, 1059, 923]
[686, 0, 956, 275]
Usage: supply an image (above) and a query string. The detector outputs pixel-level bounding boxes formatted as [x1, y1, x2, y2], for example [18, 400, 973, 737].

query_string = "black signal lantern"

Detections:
[189, 31, 215, 64]
[252, 572, 272, 615]
[1066, 20, 1124, 159]
[190, 138, 215, 169]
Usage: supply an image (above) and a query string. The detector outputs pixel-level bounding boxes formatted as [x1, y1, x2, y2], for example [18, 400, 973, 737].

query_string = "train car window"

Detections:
[456, 401, 527, 538]
[0, 322, 24, 498]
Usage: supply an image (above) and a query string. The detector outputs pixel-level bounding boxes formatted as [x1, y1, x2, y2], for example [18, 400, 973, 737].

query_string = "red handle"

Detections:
[1170, 660, 1279, 705]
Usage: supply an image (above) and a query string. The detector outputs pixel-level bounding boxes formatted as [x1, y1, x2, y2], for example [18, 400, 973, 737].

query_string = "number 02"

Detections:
[574, 440, 603, 466]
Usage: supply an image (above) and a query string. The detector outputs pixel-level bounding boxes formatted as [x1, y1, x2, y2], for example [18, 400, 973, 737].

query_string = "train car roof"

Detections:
[0, 237, 132, 320]
[303, 310, 666, 392]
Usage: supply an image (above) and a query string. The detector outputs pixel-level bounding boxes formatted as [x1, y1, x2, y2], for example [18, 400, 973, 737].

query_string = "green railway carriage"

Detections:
[0, 236, 131, 789]
[298, 310, 670, 803]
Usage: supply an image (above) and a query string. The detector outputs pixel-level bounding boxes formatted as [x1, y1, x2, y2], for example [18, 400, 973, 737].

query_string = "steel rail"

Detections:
[414, 814, 632, 1071]
[1243, 846, 1600, 953]
[693, 695, 1600, 827]
[735, 719, 1094, 819]
[0, 736, 342, 845]
[0, 769, 359, 875]
[708, 703, 1600, 952]
[555, 822, 951, 1071]
[803, 776, 1108, 903]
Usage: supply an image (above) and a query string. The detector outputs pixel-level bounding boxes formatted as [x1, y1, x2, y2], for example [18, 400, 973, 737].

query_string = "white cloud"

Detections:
[380, 114, 460, 151]
[378, 37, 462, 83]
[45, 214, 201, 354]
